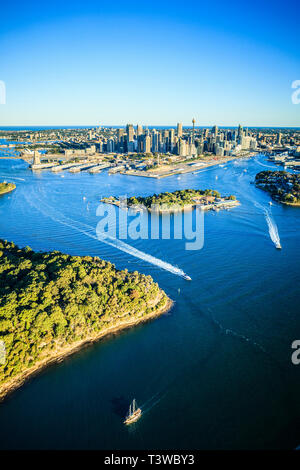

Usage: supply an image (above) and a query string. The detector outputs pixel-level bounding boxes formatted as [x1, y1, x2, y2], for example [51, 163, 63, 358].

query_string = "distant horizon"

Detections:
[1, 125, 300, 130]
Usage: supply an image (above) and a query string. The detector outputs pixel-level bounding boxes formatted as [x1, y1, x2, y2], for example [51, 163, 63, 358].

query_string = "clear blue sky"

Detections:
[0, 0, 299, 127]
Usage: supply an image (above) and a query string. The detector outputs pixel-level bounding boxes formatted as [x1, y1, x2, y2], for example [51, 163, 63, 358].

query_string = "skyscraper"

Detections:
[177, 122, 183, 137]
[212, 125, 218, 137]
[169, 129, 175, 151]
[238, 124, 243, 140]
[137, 124, 143, 136]
[144, 135, 151, 153]
[152, 130, 159, 152]
[126, 124, 134, 142]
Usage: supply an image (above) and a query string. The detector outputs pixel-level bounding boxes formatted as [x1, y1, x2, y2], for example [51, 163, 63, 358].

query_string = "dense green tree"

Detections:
[0, 240, 168, 392]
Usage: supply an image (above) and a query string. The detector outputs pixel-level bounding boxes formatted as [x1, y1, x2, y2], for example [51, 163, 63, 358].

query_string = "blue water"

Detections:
[0, 154, 299, 449]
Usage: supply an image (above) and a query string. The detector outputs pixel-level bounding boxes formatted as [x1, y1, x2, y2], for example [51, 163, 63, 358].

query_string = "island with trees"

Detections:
[255, 170, 300, 206]
[102, 189, 239, 212]
[0, 240, 171, 401]
[0, 182, 16, 195]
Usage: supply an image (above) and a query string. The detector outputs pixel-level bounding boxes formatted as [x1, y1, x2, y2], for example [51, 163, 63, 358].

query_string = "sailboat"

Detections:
[124, 399, 142, 425]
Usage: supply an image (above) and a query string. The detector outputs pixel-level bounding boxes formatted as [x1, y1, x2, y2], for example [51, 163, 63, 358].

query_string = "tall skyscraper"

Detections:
[238, 124, 243, 140]
[117, 128, 124, 140]
[136, 124, 143, 136]
[152, 130, 159, 152]
[177, 122, 183, 137]
[126, 124, 134, 142]
[144, 135, 151, 153]
[169, 129, 175, 145]
[212, 125, 218, 137]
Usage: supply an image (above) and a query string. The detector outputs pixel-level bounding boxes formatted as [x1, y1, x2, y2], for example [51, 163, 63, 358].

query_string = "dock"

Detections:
[89, 163, 111, 174]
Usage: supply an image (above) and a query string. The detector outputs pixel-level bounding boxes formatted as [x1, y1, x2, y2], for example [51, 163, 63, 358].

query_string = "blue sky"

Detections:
[0, 0, 299, 126]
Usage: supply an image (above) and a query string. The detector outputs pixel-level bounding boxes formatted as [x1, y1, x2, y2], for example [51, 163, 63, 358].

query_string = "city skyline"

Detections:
[1, 0, 300, 127]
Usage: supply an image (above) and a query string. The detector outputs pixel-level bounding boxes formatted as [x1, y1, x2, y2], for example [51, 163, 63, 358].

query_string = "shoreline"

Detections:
[255, 184, 300, 207]
[101, 199, 240, 213]
[0, 294, 173, 403]
[121, 153, 257, 179]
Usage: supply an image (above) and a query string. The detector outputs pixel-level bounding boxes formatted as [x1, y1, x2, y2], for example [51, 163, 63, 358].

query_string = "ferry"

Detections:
[124, 399, 142, 425]
[183, 275, 192, 281]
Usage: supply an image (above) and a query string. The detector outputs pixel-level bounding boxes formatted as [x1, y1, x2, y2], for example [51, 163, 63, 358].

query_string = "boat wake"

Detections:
[255, 202, 281, 249]
[0, 175, 25, 181]
[210, 313, 267, 355]
[264, 208, 281, 249]
[23, 188, 190, 279]
[254, 158, 276, 169]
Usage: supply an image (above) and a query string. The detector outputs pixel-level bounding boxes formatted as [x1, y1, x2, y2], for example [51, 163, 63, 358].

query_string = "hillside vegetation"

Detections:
[0, 240, 169, 397]
[127, 189, 236, 208]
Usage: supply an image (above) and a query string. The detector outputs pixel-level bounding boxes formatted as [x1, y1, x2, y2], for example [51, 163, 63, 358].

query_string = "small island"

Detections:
[0, 182, 16, 195]
[102, 189, 239, 212]
[0, 240, 171, 401]
[255, 170, 300, 206]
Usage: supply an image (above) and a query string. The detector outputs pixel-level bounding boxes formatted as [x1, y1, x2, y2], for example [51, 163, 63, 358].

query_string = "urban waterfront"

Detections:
[0, 154, 299, 449]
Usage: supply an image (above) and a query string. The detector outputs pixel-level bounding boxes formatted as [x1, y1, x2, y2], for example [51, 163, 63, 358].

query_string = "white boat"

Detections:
[276, 243, 282, 250]
[124, 399, 142, 425]
[183, 275, 192, 281]
[269, 201, 273, 205]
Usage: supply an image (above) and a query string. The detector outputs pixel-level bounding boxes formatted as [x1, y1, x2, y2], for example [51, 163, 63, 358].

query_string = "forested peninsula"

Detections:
[0, 240, 171, 401]
[255, 170, 300, 206]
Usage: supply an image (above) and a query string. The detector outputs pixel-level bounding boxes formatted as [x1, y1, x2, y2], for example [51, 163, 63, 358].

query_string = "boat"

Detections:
[276, 243, 282, 250]
[124, 399, 142, 425]
[183, 275, 192, 281]
[269, 201, 273, 205]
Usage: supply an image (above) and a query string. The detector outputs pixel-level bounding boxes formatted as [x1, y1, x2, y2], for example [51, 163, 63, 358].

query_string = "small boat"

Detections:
[269, 201, 273, 205]
[124, 399, 142, 425]
[183, 275, 192, 281]
[276, 243, 282, 250]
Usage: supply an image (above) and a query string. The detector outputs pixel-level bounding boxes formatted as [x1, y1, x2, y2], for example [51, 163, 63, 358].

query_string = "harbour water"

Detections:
[0, 153, 299, 449]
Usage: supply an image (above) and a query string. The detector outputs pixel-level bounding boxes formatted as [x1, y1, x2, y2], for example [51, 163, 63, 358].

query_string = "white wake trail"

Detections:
[264, 209, 281, 248]
[23, 190, 189, 279]
[254, 158, 276, 169]
[254, 201, 281, 249]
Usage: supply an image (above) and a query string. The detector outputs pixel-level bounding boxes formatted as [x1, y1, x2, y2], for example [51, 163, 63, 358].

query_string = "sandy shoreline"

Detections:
[0, 294, 173, 403]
